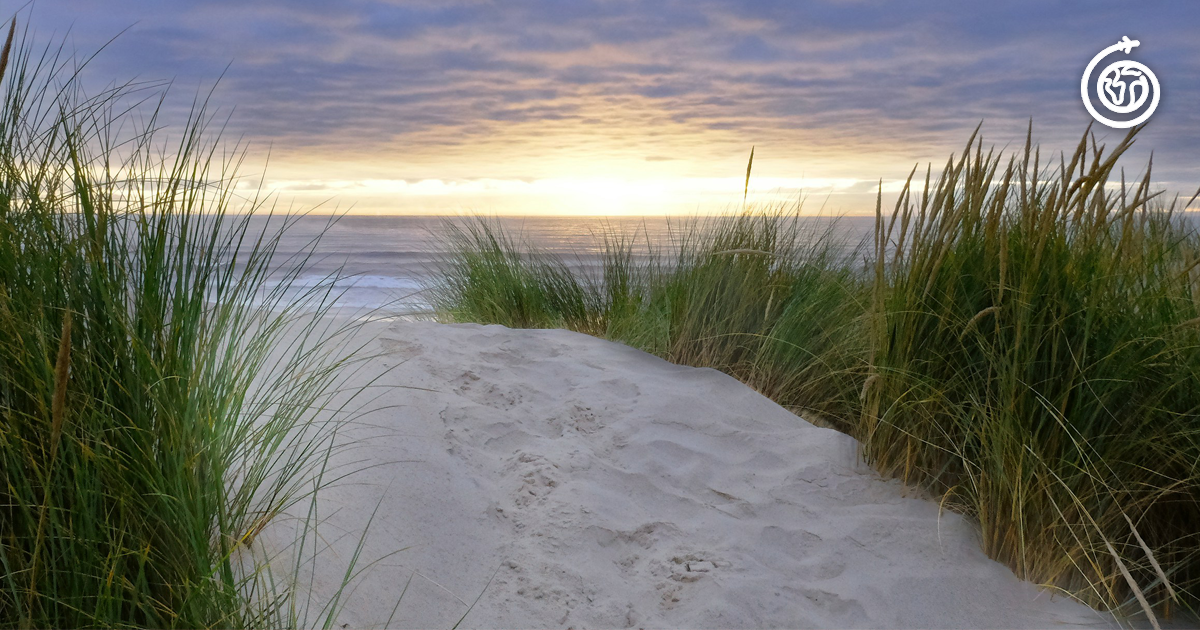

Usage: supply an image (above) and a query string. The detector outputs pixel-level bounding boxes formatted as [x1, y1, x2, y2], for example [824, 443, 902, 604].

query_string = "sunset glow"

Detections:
[32, 1, 1200, 215]
[249, 172, 885, 215]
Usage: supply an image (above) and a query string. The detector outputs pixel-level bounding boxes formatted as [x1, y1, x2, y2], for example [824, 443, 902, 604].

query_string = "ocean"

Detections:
[252, 214, 877, 317]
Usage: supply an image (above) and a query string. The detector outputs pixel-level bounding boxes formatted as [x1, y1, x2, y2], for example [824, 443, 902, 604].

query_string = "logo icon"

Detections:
[1081, 36, 1160, 128]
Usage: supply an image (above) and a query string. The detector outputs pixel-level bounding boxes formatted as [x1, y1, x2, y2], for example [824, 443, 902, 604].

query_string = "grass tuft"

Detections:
[864, 124, 1200, 617]
[0, 18, 378, 629]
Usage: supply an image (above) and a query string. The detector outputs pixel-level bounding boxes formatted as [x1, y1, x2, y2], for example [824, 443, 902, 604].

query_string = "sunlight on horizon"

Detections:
[242, 174, 911, 216]
[238, 169, 1198, 216]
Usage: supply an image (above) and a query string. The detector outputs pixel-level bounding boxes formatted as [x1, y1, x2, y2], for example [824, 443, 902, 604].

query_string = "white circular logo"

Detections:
[1081, 36, 1160, 128]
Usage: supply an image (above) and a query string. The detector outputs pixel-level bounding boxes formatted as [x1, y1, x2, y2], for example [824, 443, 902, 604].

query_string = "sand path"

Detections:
[260, 320, 1120, 629]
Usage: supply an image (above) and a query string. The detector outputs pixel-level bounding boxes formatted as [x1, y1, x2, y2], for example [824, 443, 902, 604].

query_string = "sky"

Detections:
[23, 1, 1200, 215]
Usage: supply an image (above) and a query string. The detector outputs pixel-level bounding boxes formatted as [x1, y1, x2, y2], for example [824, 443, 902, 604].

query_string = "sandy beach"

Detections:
[250, 318, 1126, 629]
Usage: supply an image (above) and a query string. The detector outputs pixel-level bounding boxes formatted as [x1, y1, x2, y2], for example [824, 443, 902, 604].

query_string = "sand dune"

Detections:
[257, 319, 1122, 629]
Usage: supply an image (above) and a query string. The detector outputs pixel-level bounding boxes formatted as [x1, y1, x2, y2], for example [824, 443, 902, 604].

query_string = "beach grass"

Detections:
[864, 125, 1199, 621]
[435, 211, 869, 426]
[432, 126, 1200, 619]
[0, 21, 375, 629]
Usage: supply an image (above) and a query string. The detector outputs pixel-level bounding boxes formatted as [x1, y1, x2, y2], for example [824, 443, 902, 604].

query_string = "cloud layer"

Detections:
[27, 0, 1200, 213]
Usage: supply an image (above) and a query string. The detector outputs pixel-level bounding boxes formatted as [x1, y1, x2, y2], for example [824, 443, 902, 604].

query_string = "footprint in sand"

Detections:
[597, 377, 640, 400]
[567, 403, 599, 434]
[451, 370, 480, 394]
[783, 585, 870, 624]
[508, 451, 560, 508]
[646, 549, 725, 609]
[450, 370, 531, 409]
[652, 553, 720, 609]
[378, 336, 423, 358]
[667, 553, 719, 583]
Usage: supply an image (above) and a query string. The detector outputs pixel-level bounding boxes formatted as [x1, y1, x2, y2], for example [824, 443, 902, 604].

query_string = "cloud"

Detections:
[24, 0, 1200, 211]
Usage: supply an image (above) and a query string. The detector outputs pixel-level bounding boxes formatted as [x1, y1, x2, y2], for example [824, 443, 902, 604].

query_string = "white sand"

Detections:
[258, 319, 1124, 629]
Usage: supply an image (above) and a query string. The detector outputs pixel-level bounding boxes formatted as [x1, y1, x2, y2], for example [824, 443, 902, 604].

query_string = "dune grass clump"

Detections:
[0, 22, 371, 629]
[433, 126, 1200, 618]
[436, 220, 592, 331]
[863, 126, 1200, 617]
[433, 210, 869, 427]
[601, 212, 868, 425]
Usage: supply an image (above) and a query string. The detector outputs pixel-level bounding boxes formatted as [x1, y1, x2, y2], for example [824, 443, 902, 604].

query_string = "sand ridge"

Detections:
[259, 319, 1120, 629]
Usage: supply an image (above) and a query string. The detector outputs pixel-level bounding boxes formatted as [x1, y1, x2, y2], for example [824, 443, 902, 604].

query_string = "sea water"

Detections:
[250, 214, 876, 317]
